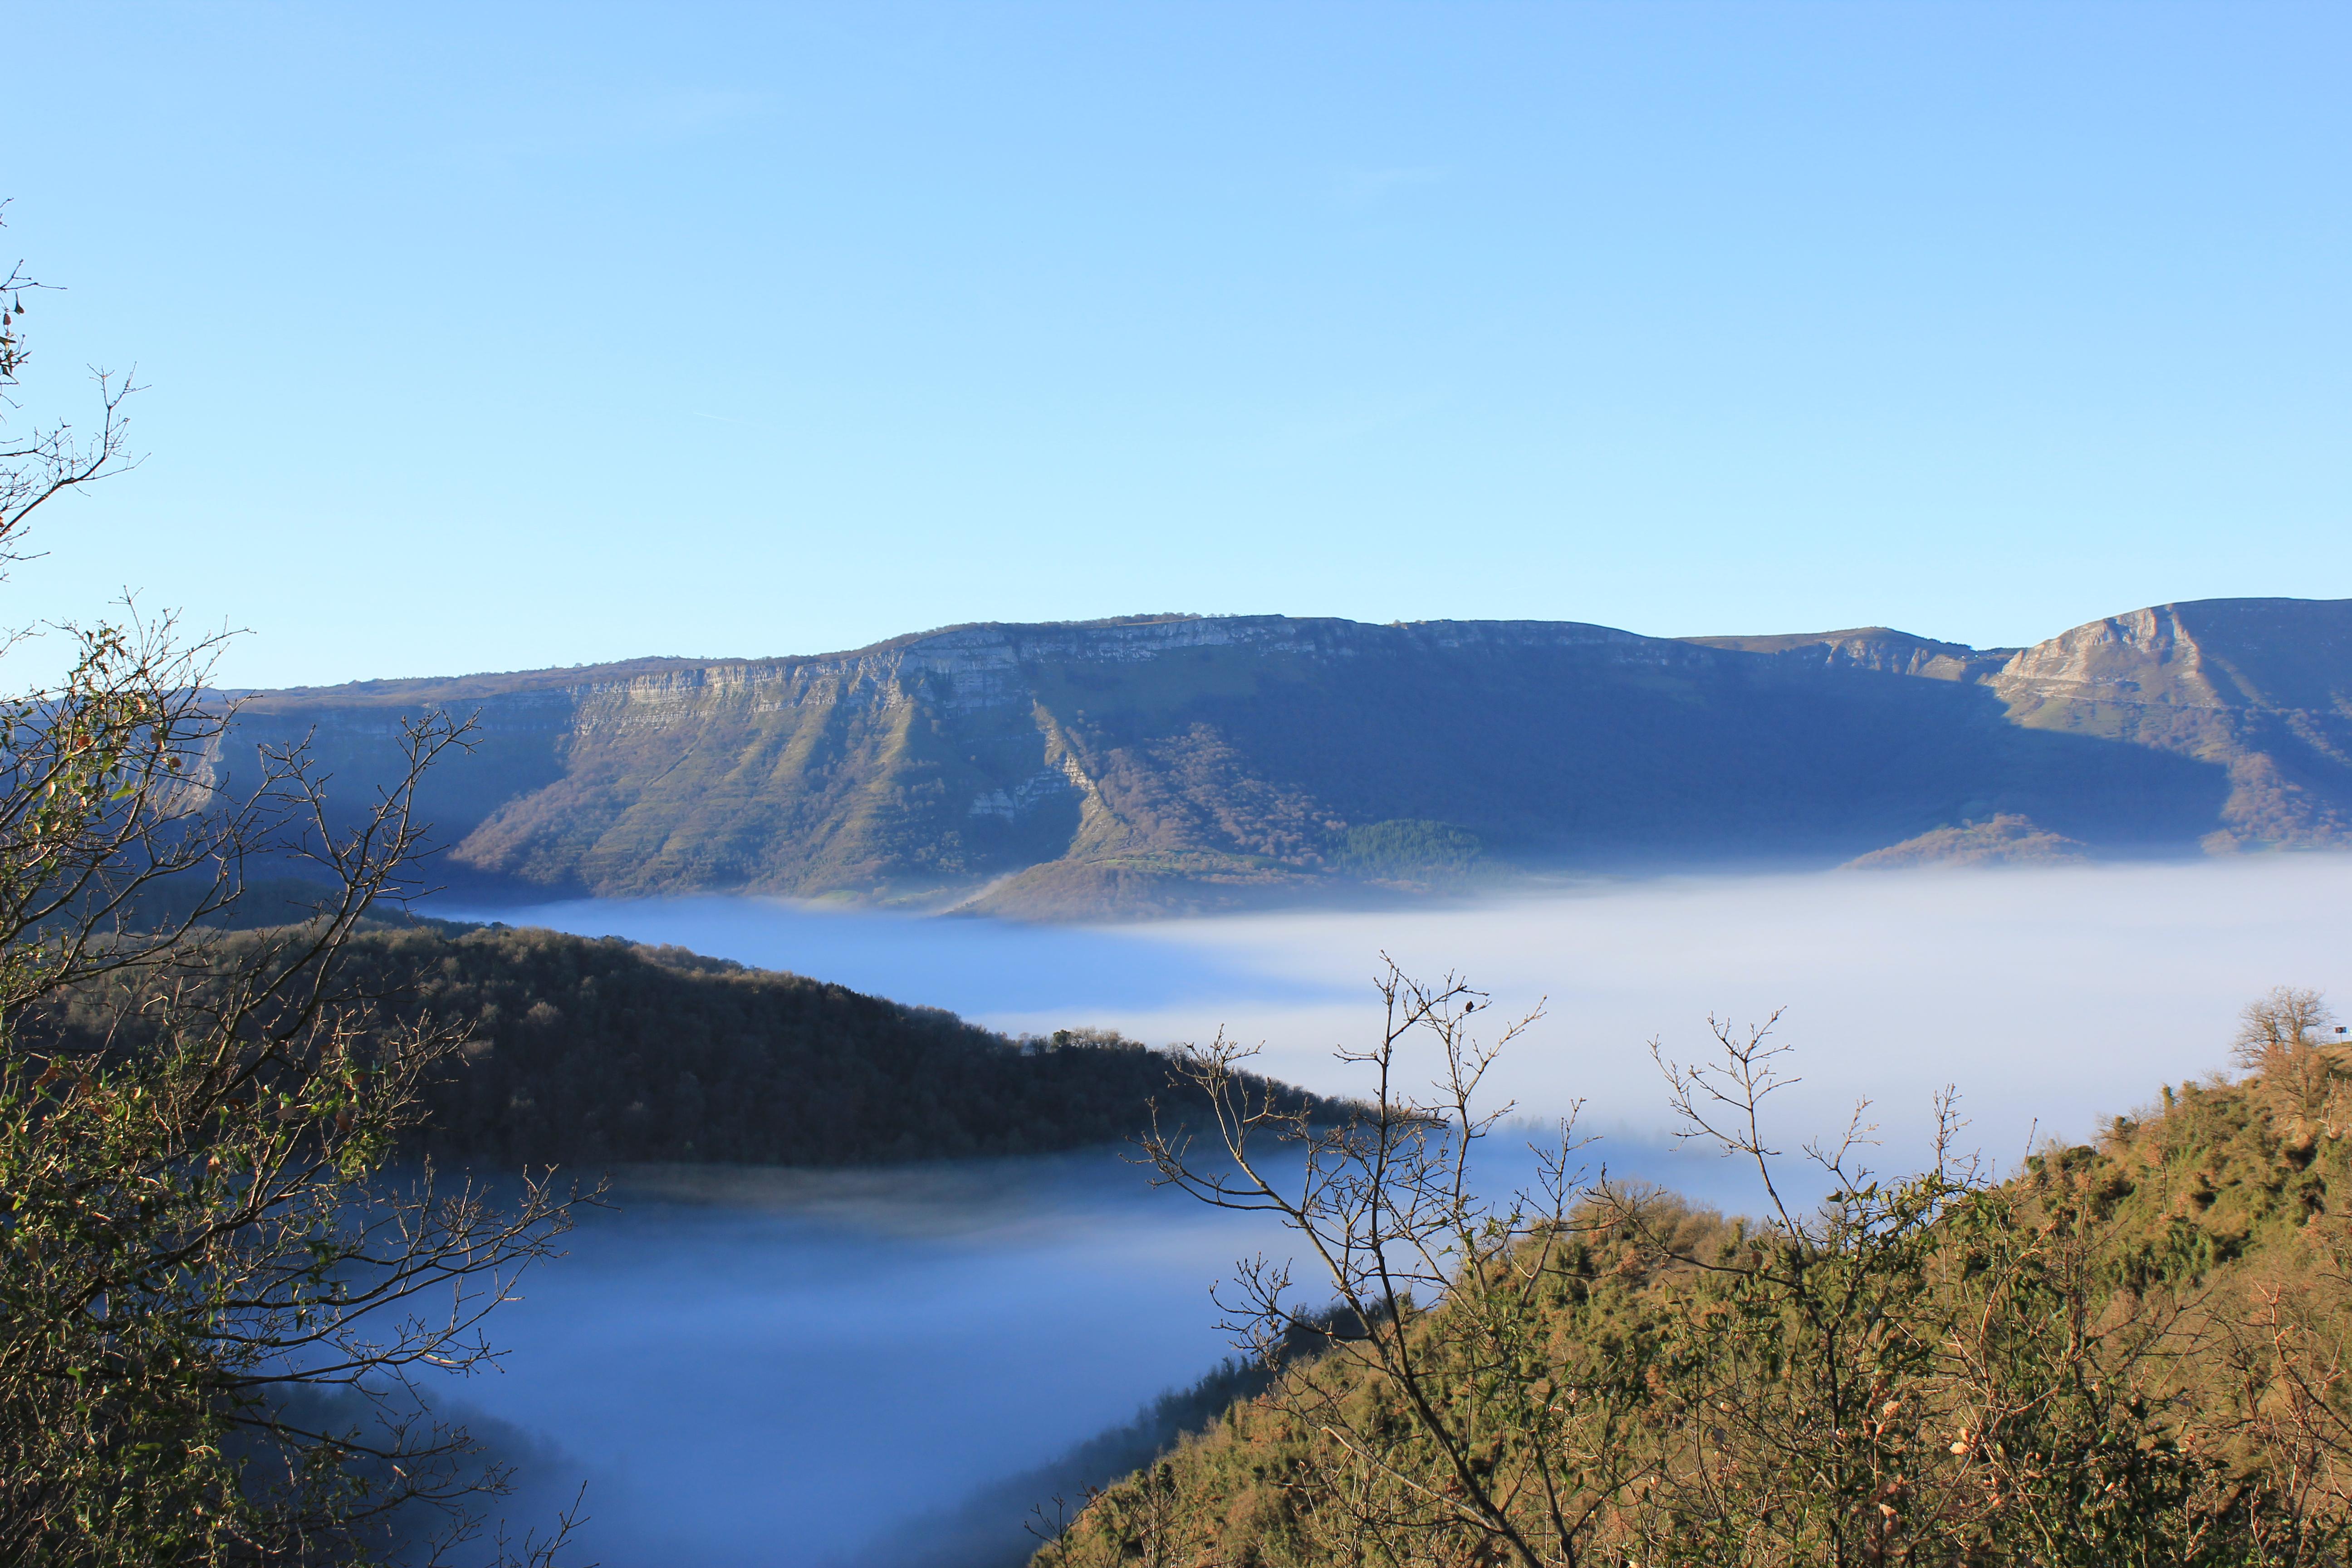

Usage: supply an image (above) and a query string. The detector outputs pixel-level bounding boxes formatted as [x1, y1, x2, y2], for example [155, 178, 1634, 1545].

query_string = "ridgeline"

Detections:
[211, 597, 2352, 918]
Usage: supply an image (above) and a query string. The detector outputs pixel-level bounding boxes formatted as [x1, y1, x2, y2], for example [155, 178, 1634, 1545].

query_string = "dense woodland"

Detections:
[34, 919, 1346, 1170]
[1042, 1004, 2352, 1568]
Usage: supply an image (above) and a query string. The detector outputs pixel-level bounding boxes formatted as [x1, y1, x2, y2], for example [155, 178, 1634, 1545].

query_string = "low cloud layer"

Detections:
[1049, 857, 2352, 1176]
[427, 858, 2352, 1562]
[470, 854, 2350, 1183]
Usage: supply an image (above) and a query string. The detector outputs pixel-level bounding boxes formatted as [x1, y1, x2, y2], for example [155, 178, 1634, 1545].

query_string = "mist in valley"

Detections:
[435, 855, 2352, 1564]
[433, 1152, 1305, 1568]
[454, 854, 2352, 1176]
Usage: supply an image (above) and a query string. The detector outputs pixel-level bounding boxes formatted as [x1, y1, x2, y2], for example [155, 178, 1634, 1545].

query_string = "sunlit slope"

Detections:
[1990, 598, 2352, 849]
[212, 601, 2348, 915]
[1046, 1064, 2352, 1567]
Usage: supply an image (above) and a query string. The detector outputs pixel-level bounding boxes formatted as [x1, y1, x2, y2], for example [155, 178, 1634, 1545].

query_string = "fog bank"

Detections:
[422, 857, 2351, 1563]
[453, 1142, 1749, 1568]
[454, 855, 2352, 1179]
[451, 1152, 1283, 1567]
[1084, 856, 2352, 1171]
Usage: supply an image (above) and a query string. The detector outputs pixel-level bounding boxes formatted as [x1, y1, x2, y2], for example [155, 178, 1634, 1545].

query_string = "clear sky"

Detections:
[8, 2, 2346, 688]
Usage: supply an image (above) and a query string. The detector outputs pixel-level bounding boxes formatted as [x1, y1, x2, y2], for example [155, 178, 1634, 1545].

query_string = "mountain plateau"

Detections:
[211, 598, 2352, 917]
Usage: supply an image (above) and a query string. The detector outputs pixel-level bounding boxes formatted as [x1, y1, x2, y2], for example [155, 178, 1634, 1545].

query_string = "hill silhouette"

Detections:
[29, 921, 1349, 1169]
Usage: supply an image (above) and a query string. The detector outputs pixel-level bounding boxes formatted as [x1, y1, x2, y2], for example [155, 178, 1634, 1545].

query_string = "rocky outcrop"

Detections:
[1842, 814, 2089, 870]
[1990, 598, 2352, 851]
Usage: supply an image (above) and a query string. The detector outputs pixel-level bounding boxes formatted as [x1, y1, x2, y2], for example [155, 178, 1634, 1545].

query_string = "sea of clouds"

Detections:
[435, 855, 2351, 1564]
[461, 854, 2352, 1182]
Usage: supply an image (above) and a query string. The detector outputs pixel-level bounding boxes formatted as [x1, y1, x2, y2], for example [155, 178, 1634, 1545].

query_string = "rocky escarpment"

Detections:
[209, 601, 2347, 918]
[1988, 598, 2352, 851]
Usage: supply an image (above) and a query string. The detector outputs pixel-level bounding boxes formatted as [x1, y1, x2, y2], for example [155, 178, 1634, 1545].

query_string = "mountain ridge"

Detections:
[209, 598, 2352, 917]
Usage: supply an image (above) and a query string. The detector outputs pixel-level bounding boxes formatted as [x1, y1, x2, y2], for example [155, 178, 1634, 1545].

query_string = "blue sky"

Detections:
[8, 2, 2346, 688]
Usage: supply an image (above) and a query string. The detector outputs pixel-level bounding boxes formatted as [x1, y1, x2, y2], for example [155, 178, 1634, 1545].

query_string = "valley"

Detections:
[383, 855, 2350, 1564]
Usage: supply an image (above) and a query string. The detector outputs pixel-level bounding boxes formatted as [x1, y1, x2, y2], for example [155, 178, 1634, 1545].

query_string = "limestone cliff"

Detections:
[210, 601, 2348, 917]
[1988, 598, 2352, 851]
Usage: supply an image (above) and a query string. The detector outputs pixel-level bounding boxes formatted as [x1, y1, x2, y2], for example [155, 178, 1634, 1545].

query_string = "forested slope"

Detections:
[38, 923, 1342, 1169]
[1049, 1031, 2352, 1565]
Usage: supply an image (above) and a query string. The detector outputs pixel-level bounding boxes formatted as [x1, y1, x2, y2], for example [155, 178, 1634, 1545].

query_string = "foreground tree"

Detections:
[0, 212, 581, 1565]
[2232, 985, 2346, 1138]
[1138, 960, 1638, 1567]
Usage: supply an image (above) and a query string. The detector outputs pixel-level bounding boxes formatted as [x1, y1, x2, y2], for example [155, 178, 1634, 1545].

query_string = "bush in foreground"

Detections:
[1049, 977, 2352, 1567]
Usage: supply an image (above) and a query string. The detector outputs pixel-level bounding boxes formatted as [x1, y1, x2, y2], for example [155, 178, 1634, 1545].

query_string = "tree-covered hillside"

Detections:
[1044, 990, 2352, 1567]
[35, 921, 1343, 1169]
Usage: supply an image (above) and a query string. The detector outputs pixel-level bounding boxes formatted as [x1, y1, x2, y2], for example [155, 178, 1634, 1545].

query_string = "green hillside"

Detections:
[204, 598, 2352, 917]
[1045, 1031, 2352, 1566]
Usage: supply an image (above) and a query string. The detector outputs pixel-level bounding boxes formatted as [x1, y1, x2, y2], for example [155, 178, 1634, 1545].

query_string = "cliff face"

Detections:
[1989, 598, 2352, 851]
[212, 600, 2348, 917]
